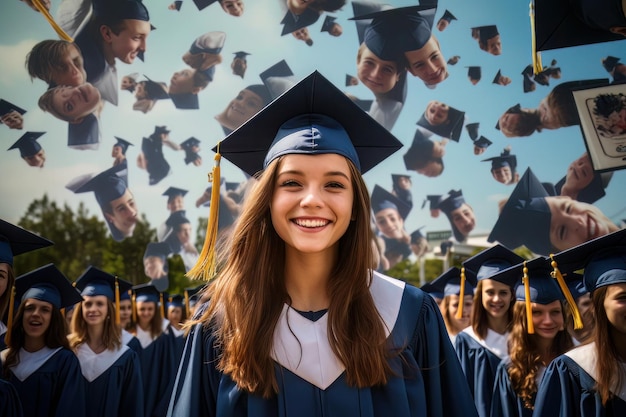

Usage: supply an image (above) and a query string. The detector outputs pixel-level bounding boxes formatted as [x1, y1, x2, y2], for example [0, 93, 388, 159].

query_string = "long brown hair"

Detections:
[3, 300, 69, 378]
[128, 300, 163, 339]
[0, 263, 15, 319]
[592, 286, 625, 405]
[68, 299, 122, 351]
[190, 156, 390, 398]
[471, 279, 515, 340]
[507, 301, 573, 409]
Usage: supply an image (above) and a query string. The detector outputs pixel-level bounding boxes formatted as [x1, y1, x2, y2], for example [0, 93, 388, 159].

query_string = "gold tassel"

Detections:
[523, 261, 534, 334]
[455, 267, 467, 319]
[5, 285, 16, 346]
[187, 143, 221, 281]
[550, 254, 583, 330]
[184, 289, 190, 319]
[114, 277, 121, 326]
[132, 293, 137, 324]
[33, 0, 73, 41]
[160, 292, 165, 318]
[529, 1, 543, 74]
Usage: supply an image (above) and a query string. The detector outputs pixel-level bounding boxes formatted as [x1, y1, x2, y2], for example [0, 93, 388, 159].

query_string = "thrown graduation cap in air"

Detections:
[465, 122, 479, 141]
[321, 15, 339, 33]
[113, 136, 133, 154]
[233, 51, 250, 60]
[162, 187, 188, 201]
[473, 136, 493, 149]
[0, 99, 26, 121]
[68, 114, 99, 149]
[0, 219, 53, 266]
[430, 267, 476, 297]
[492, 69, 505, 84]
[417, 105, 465, 142]
[435, 190, 471, 242]
[8, 131, 45, 158]
[172, 0, 183, 11]
[467, 66, 481, 84]
[141, 77, 170, 100]
[213, 71, 403, 177]
[280, 7, 320, 36]
[555, 170, 612, 204]
[533, 0, 626, 51]
[71, 160, 131, 242]
[15, 263, 83, 309]
[180, 137, 201, 151]
[144, 241, 171, 261]
[488, 168, 556, 255]
[371, 185, 412, 220]
[482, 148, 517, 173]
[440, 9, 457, 23]
[447, 55, 461, 65]
[602, 55, 623, 72]
[472, 25, 499, 46]
[410, 226, 426, 244]
[259, 60, 297, 101]
[463, 243, 525, 284]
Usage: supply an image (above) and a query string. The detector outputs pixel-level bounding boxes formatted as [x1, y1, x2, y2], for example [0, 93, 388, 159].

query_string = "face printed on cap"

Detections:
[357, 45, 400, 95]
[404, 36, 448, 85]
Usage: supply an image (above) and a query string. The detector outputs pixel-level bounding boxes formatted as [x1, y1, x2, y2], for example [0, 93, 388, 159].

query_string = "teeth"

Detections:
[295, 219, 328, 228]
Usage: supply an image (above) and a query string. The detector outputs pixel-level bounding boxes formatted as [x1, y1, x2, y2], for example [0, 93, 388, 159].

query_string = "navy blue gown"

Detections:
[0, 379, 23, 417]
[2, 347, 86, 417]
[167, 272, 478, 417]
[534, 343, 626, 417]
[76, 344, 144, 417]
[490, 361, 535, 417]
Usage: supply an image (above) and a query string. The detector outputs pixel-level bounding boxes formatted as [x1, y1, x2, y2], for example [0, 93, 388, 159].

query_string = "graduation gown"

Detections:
[533, 343, 626, 417]
[454, 328, 508, 417]
[490, 360, 541, 417]
[166, 272, 478, 417]
[141, 136, 171, 186]
[1, 346, 86, 417]
[76, 343, 144, 417]
[122, 329, 142, 355]
[0, 321, 6, 350]
[0, 379, 23, 417]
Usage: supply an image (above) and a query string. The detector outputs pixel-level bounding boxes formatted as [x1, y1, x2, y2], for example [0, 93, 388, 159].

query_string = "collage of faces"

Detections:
[1, 0, 626, 278]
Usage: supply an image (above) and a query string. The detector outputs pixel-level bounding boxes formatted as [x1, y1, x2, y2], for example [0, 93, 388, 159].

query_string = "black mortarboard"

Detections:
[473, 136, 493, 149]
[240, 84, 272, 110]
[132, 283, 161, 304]
[496, 257, 565, 303]
[233, 51, 250, 60]
[436, 190, 469, 242]
[142, 77, 170, 100]
[0, 99, 26, 120]
[321, 15, 338, 33]
[214, 71, 403, 177]
[467, 66, 482, 82]
[154, 125, 170, 135]
[144, 241, 171, 260]
[473, 25, 499, 45]
[554, 171, 611, 204]
[180, 137, 201, 151]
[430, 267, 475, 297]
[492, 69, 503, 84]
[345, 74, 358, 86]
[488, 168, 553, 255]
[73, 161, 128, 209]
[422, 195, 441, 211]
[8, 131, 45, 158]
[113, 136, 133, 154]
[165, 210, 191, 230]
[440, 10, 457, 23]
[137, 50, 145, 62]
[370, 185, 411, 220]
[280, 8, 320, 36]
[420, 281, 444, 300]
[170, 93, 199, 110]
[67, 113, 99, 149]
[463, 243, 525, 283]
[534, 0, 626, 51]
[602, 56, 622, 72]
[16, 264, 83, 309]
[259, 60, 296, 100]
[94, 0, 150, 21]
[417, 106, 465, 142]
[162, 187, 188, 199]
[173, 1, 182, 11]
[410, 227, 425, 244]
[192, 0, 216, 10]
[523, 73, 536, 93]
[465, 122, 479, 141]
[0, 219, 53, 266]
[482, 150, 517, 171]
[75, 265, 132, 301]
[565, 272, 588, 299]
[391, 173, 411, 184]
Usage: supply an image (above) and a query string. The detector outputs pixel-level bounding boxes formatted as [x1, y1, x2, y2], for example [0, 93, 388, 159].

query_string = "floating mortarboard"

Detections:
[15, 264, 83, 309]
[172, 0, 182, 11]
[233, 51, 250, 60]
[259, 60, 297, 100]
[523, 72, 536, 93]
[465, 122, 479, 141]
[422, 194, 441, 211]
[0, 219, 53, 266]
[132, 283, 161, 303]
[467, 66, 482, 83]
[189, 31, 226, 55]
[430, 267, 476, 297]
[165, 210, 191, 229]
[8, 131, 45, 158]
[67, 113, 99, 149]
[554, 170, 612, 204]
[162, 187, 188, 199]
[280, 8, 320, 36]
[142, 77, 170, 100]
[436, 190, 469, 242]
[0, 99, 26, 120]
[391, 173, 411, 183]
[492, 69, 503, 84]
[180, 137, 201, 150]
[170, 93, 199, 110]
[482, 149, 517, 171]
[416, 106, 465, 142]
[93, 0, 150, 21]
[192, 0, 217, 11]
[472, 25, 499, 45]
[410, 226, 426, 244]
[602, 56, 622, 72]
[533, 0, 626, 51]
[350, 0, 394, 43]
[463, 243, 525, 283]
[473, 136, 493, 149]
[370, 185, 411, 220]
[321, 15, 338, 33]
[74, 265, 132, 302]
[144, 241, 172, 260]
[440, 9, 457, 23]
[113, 136, 133, 154]
[213, 71, 403, 176]
[488, 168, 554, 255]
[154, 125, 170, 135]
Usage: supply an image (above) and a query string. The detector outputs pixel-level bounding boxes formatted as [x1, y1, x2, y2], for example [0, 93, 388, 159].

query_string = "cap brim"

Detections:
[213, 71, 403, 177]
[550, 228, 626, 273]
[0, 219, 53, 256]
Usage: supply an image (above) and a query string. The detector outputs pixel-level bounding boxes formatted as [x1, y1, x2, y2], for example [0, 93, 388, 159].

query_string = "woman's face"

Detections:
[22, 298, 53, 341]
[546, 196, 619, 251]
[50, 83, 101, 122]
[531, 300, 564, 341]
[136, 301, 155, 326]
[604, 283, 626, 336]
[81, 295, 108, 327]
[425, 101, 449, 125]
[447, 294, 473, 333]
[0, 263, 8, 297]
[561, 153, 594, 198]
[119, 299, 132, 327]
[167, 306, 183, 326]
[481, 279, 512, 319]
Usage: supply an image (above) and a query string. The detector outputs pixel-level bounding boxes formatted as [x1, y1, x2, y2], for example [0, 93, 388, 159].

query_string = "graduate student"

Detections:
[166, 71, 477, 417]
[533, 228, 626, 416]
[0, 379, 22, 417]
[70, 266, 144, 417]
[0, 219, 53, 349]
[1, 264, 86, 417]
[489, 258, 574, 417]
[455, 244, 524, 417]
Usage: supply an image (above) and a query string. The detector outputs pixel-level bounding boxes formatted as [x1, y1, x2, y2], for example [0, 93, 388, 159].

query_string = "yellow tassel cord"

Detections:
[455, 267, 467, 319]
[131, 293, 137, 324]
[114, 277, 121, 326]
[187, 144, 222, 281]
[33, 0, 73, 42]
[550, 254, 584, 330]
[184, 289, 190, 319]
[5, 285, 16, 346]
[523, 262, 534, 334]
[529, 1, 543, 75]
[160, 293, 165, 318]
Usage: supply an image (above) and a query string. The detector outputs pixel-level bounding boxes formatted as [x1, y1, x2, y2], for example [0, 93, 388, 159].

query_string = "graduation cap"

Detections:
[280, 8, 320, 36]
[172, 0, 183, 11]
[131, 283, 165, 318]
[233, 51, 250, 60]
[410, 226, 426, 244]
[8, 131, 45, 158]
[533, 0, 626, 52]
[15, 264, 82, 309]
[430, 267, 475, 297]
[68, 113, 99, 149]
[0, 99, 26, 121]
[602, 56, 622, 72]
[417, 106, 465, 142]
[391, 173, 411, 185]
[321, 15, 339, 33]
[488, 168, 554, 255]
[447, 55, 461, 65]
[165, 210, 191, 229]
[162, 187, 188, 200]
[189, 31, 226, 55]
[473, 136, 493, 149]
[180, 137, 201, 152]
[422, 194, 441, 211]
[0, 219, 53, 266]
[482, 149, 517, 171]
[467, 66, 482, 83]
[357, 5, 436, 61]
[440, 9, 457, 23]
[259, 60, 297, 100]
[554, 170, 611, 204]
[345, 74, 359, 86]
[465, 123, 479, 141]
[144, 241, 171, 261]
[213, 71, 403, 177]
[74, 265, 133, 324]
[94, 0, 150, 21]
[137, 50, 145, 62]
[142, 77, 170, 100]
[492, 69, 504, 84]
[436, 190, 470, 242]
[420, 281, 444, 301]
[463, 243, 525, 283]
[370, 185, 411, 220]
[523, 73, 537, 93]
[113, 136, 133, 154]
[565, 272, 588, 299]
[170, 93, 199, 110]
[192, 0, 216, 10]
[472, 25, 499, 45]
[154, 125, 170, 135]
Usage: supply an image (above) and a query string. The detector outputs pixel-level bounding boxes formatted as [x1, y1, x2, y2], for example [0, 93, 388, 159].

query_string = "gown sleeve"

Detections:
[54, 349, 87, 417]
[0, 379, 23, 417]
